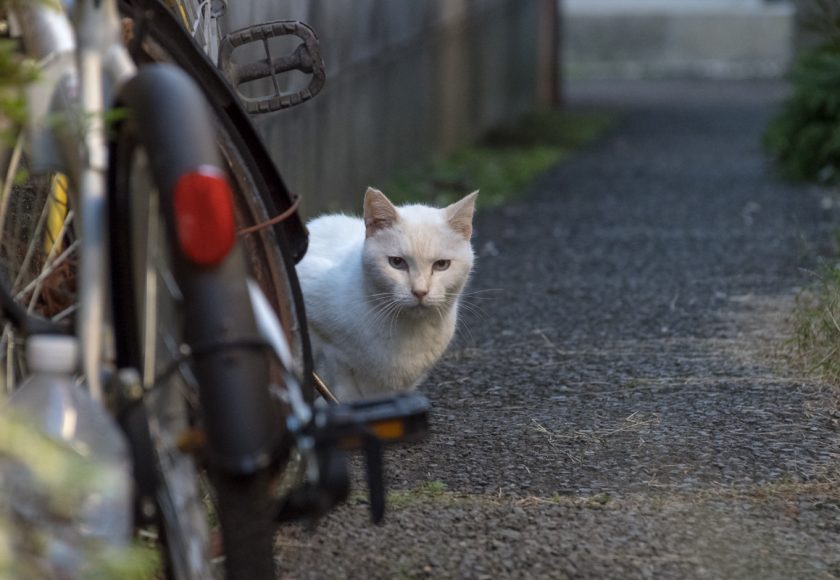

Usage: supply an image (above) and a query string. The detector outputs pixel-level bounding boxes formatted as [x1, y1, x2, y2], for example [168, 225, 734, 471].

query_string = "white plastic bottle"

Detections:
[8, 334, 133, 543]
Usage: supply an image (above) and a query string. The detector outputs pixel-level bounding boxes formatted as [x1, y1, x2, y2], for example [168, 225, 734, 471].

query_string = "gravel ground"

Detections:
[276, 80, 840, 579]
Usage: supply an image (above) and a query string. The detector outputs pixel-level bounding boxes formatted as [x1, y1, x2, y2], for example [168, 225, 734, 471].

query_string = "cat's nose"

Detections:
[413, 289, 428, 301]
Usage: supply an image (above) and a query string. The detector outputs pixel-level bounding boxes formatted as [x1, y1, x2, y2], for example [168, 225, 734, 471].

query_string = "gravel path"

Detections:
[277, 80, 840, 579]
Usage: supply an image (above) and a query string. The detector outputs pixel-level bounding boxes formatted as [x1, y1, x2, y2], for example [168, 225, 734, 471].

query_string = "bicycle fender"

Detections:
[112, 64, 284, 474]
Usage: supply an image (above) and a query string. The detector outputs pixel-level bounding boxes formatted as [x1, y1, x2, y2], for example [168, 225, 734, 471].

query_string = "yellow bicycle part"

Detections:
[163, 0, 191, 29]
[45, 173, 69, 255]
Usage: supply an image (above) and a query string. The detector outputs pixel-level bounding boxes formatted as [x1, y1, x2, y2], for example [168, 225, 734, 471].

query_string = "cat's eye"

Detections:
[433, 259, 451, 271]
[388, 256, 408, 270]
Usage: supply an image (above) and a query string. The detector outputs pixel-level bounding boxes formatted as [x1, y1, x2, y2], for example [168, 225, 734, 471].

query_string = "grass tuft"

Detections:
[387, 480, 451, 509]
[792, 261, 840, 384]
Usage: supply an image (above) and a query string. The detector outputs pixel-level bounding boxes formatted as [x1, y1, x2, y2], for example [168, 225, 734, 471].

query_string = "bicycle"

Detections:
[1, 1, 429, 578]
[163, 0, 225, 60]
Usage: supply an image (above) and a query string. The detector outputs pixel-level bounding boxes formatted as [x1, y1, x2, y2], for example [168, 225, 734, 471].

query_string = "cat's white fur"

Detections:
[296, 188, 478, 401]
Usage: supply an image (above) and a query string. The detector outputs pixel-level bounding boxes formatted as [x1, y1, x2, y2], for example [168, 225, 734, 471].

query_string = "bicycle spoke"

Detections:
[51, 303, 79, 322]
[142, 177, 160, 388]
[15, 238, 79, 305]
[158, 262, 183, 302]
[11, 183, 55, 294]
[0, 129, 79, 392]
[2, 326, 14, 393]
[24, 210, 76, 312]
[0, 134, 24, 245]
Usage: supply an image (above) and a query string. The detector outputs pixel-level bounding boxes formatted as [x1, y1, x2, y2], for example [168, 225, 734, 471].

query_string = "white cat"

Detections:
[296, 187, 478, 402]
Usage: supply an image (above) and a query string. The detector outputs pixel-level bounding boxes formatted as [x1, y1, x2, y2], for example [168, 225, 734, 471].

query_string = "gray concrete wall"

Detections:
[563, 0, 795, 80]
[226, 1, 540, 213]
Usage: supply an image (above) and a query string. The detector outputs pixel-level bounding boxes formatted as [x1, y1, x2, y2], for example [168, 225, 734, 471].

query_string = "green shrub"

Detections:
[764, 1, 840, 183]
[764, 48, 840, 183]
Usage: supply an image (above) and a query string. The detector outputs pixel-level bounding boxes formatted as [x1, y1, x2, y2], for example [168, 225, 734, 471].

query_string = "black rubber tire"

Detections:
[109, 64, 276, 580]
[119, 0, 315, 404]
[213, 472, 277, 580]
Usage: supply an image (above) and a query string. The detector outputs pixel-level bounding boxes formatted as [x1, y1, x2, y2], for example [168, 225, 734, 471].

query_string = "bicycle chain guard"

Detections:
[218, 20, 325, 114]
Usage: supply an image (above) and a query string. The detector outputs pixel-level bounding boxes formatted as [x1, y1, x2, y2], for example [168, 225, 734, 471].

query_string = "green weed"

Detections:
[387, 480, 452, 509]
[792, 261, 840, 384]
[764, 1, 840, 183]
[386, 110, 615, 207]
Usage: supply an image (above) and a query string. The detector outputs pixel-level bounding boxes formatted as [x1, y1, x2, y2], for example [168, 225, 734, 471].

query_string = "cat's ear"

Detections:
[364, 187, 399, 238]
[445, 190, 478, 240]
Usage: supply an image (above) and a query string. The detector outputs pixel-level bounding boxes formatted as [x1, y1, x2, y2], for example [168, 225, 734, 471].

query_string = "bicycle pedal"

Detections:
[322, 392, 432, 449]
[363, 433, 385, 523]
[275, 394, 429, 524]
[218, 20, 325, 114]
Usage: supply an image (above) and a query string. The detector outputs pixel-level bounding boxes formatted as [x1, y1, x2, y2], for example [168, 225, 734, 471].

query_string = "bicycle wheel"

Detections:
[109, 64, 278, 580]
[1, 0, 312, 403]
[0, 143, 77, 392]
[120, 0, 314, 402]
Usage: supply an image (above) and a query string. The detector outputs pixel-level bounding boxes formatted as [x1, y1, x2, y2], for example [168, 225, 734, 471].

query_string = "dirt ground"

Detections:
[275, 80, 840, 580]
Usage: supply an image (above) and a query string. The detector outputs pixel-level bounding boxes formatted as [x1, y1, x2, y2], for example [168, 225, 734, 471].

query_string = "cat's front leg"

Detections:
[311, 336, 366, 402]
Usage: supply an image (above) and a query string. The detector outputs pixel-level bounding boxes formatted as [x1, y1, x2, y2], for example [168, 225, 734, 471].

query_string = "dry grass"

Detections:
[387, 480, 452, 509]
[531, 413, 661, 446]
[511, 476, 840, 515]
[792, 264, 840, 385]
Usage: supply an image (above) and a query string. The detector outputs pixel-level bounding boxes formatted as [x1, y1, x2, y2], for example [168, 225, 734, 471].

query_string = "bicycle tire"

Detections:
[119, 0, 314, 403]
[109, 64, 277, 580]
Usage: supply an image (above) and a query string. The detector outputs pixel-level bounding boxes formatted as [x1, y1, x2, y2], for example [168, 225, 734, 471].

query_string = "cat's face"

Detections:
[361, 188, 477, 314]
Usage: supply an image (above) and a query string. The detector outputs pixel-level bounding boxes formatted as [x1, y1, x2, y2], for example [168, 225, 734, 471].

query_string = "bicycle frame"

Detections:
[166, 0, 226, 62]
[14, 0, 135, 400]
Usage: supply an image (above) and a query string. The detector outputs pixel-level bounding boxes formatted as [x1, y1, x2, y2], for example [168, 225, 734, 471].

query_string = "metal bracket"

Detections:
[218, 20, 325, 114]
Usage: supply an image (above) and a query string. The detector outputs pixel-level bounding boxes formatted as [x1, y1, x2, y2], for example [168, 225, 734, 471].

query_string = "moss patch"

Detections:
[386, 109, 615, 207]
[387, 480, 452, 509]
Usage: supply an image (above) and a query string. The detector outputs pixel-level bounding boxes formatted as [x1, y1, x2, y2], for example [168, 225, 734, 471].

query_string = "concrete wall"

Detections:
[226, 1, 540, 213]
[563, 0, 795, 79]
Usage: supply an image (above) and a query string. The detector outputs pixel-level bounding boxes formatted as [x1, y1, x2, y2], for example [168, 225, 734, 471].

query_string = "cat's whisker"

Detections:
[370, 299, 401, 327]
[454, 288, 504, 295]
[445, 289, 501, 301]
[455, 313, 476, 344]
[456, 299, 488, 320]
[375, 299, 405, 331]
[454, 295, 497, 302]
[385, 304, 403, 330]
[368, 296, 399, 307]
[368, 291, 399, 299]
[367, 293, 401, 310]
[458, 312, 476, 330]
[434, 306, 446, 324]
[368, 297, 391, 317]
[385, 302, 404, 337]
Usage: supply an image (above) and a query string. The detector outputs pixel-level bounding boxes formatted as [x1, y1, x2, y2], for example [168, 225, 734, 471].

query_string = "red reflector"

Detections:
[173, 167, 236, 265]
